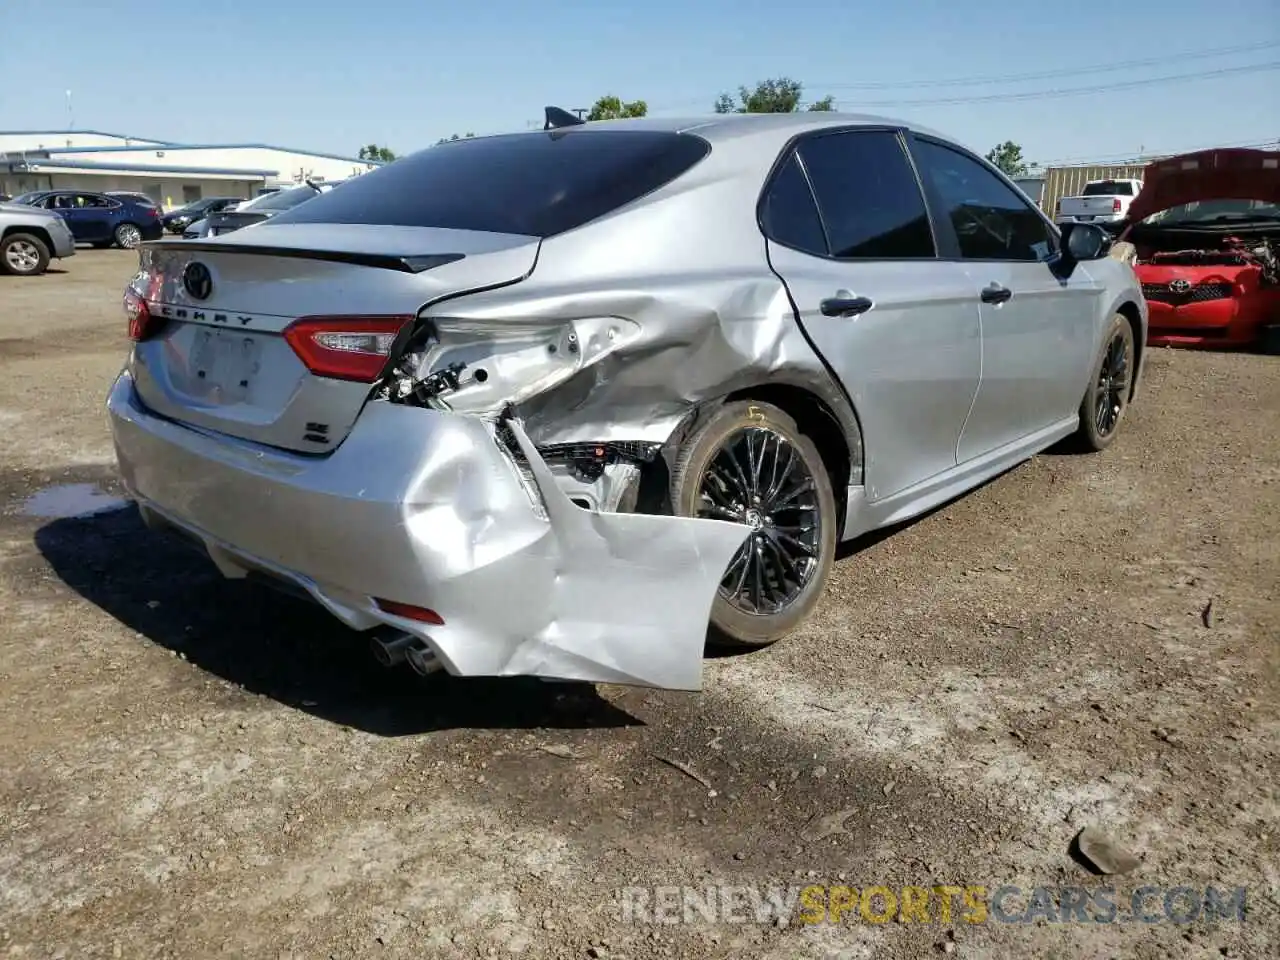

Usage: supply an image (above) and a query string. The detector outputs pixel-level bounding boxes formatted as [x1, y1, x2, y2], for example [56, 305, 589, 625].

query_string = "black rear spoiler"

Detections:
[141, 240, 464, 274]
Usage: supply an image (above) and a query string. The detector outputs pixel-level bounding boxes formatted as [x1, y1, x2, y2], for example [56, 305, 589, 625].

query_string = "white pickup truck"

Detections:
[1055, 178, 1144, 225]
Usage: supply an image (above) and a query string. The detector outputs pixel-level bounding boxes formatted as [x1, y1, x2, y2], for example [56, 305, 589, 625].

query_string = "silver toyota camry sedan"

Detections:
[107, 110, 1147, 690]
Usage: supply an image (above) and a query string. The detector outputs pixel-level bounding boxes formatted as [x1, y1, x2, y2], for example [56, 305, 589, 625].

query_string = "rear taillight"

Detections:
[283, 315, 412, 382]
[1112, 198, 1122, 212]
[124, 288, 162, 341]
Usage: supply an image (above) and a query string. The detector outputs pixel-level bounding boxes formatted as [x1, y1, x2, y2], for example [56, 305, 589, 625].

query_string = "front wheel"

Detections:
[671, 400, 837, 648]
[114, 223, 142, 249]
[0, 232, 51, 276]
[1074, 314, 1135, 452]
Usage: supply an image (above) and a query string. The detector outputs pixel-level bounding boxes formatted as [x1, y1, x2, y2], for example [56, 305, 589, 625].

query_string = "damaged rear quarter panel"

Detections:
[416, 168, 864, 479]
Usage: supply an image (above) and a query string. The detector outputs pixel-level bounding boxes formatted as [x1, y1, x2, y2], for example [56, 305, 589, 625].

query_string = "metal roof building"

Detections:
[0, 130, 381, 208]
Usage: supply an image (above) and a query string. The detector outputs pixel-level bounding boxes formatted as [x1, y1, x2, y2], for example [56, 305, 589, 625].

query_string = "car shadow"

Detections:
[33, 505, 642, 736]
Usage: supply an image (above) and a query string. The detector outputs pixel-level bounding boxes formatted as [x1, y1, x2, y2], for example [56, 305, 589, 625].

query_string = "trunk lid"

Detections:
[128, 223, 539, 453]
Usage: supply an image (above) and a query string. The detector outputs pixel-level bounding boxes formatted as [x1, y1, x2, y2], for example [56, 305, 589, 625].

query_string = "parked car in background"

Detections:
[1116, 148, 1280, 352]
[1055, 178, 1144, 224]
[7, 190, 162, 249]
[108, 111, 1147, 691]
[108, 191, 165, 216]
[162, 197, 242, 234]
[183, 181, 343, 238]
[0, 198, 77, 276]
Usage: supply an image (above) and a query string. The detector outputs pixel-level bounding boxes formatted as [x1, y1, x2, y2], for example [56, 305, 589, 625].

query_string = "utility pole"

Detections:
[66, 90, 73, 131]
[573, 108, 588, 120]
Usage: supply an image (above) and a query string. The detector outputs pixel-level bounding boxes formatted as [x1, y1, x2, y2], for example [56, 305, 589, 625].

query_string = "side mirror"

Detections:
[1063, 221, 1112, 261]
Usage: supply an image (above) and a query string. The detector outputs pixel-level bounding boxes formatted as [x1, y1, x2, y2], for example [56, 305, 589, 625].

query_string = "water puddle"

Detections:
[21, 484, 129, 519]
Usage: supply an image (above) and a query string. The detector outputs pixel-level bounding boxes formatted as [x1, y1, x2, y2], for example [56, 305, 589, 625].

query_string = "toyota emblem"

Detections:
[1168, 278, 1192, 295]
[182, 261, 213, 300]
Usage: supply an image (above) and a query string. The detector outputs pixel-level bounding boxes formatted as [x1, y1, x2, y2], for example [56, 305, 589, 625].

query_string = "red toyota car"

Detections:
[1115, 148, 1279, 352]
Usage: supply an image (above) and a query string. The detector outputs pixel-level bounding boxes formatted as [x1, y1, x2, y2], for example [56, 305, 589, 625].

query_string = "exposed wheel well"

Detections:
[1115, 301, 1143, 400]
[723, 383, 855, 529]
[2, 224, 53, 253]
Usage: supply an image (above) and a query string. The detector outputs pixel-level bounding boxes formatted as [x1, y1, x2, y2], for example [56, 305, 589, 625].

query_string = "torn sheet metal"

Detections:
[109, 372, 748, 690]
[412, 278, 865, 485]
[421, 418, 751, 690]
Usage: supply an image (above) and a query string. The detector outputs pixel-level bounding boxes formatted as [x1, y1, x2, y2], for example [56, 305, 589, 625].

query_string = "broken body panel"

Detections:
[110, 371, 749, 690]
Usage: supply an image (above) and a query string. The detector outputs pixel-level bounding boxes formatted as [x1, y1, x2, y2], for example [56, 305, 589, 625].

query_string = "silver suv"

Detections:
[0, 201, 76, 276]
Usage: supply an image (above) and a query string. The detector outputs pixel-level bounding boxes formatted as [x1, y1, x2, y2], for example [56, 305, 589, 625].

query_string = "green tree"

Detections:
[357, 144, 397, 162]
[713, 78, 835, 114]
[435, 132, 476, 145]
[985, 141, 1030, 177]
[587, 95, 648, 121]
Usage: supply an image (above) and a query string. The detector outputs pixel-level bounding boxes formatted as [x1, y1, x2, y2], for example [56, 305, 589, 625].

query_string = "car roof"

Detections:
[534, 111, 956, 146]
[461, 112, 970, 168]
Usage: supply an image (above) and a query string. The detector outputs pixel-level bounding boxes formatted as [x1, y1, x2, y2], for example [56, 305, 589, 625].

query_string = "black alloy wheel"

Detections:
[1094, 330, 1131, 438]
[697, 427, 822, 616]
[671, 400, 838, 647]
[1074, 313, 1136, 452]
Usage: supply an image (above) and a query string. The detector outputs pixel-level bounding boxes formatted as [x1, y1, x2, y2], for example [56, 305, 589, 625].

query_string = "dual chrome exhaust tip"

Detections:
[369, 631, 442, 677]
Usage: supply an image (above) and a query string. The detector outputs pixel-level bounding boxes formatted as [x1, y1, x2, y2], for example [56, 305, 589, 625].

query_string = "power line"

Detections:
[808, 40, 1280, 90]
[805, 60, 1280, 108]
[1034, 137, 1280, 168]
[650, 43, 1280, 113]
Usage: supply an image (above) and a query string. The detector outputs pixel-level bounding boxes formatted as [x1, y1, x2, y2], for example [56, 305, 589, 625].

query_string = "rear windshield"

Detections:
[270, 129, 712, 238]
[1083, 181, 1135, 196]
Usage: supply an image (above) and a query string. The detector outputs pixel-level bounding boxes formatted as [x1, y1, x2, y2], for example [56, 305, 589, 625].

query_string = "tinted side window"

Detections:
[795, 131, 935, 259]
[760, 152, 827, 256]
[912, 139, 1056, 262]
[273, 130, 712, 238]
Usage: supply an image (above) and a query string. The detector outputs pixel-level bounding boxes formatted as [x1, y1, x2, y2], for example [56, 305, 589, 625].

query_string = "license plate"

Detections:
[189, 328, 262, 404]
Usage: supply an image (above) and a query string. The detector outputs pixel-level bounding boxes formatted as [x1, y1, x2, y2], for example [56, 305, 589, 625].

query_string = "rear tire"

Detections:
[0, 232, 51, 277]
[1073, 313, 1135, 452]
[114, 223, 142, 249]
[670, 400, 837, 648]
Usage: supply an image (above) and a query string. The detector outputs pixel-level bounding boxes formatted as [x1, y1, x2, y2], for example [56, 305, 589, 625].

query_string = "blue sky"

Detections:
[3, 0, 1277, 165]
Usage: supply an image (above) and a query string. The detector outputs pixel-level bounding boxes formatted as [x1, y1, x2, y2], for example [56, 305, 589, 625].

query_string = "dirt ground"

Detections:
[0, 249, 1276, 960]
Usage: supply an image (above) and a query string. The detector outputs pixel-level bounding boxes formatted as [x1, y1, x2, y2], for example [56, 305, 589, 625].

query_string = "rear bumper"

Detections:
[138, 221, 165, 242]
[1056, 214, 1123, 225]
[106, 371, 747, 690]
